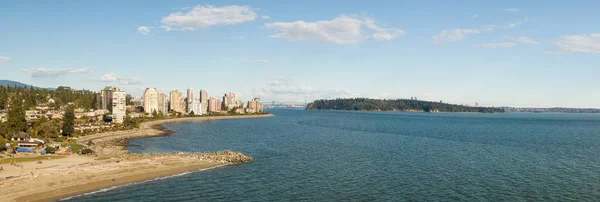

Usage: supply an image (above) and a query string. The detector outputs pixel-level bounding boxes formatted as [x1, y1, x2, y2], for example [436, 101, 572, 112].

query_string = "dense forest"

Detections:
[306, 98, 504, 113]
[0, 85, 98, 111]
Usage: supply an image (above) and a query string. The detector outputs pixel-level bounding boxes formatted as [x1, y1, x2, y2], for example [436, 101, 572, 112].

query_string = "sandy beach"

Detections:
[0, 114, 272, 202]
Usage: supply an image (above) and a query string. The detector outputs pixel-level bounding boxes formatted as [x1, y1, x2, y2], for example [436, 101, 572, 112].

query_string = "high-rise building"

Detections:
[199, 90, 208, 115]
[247, 98, 263, 113]
[223, 92, 237, 110]
[187, 87, 195, 102]
[216, 99, 222, 112]
[188, 98, 202, 115]
[158, 93, 168, 114]
[112, 90, 126, 123]
[143, 88, 159, 113]
[187, 88, 195, 114]
[208, 97, 218, 112]
[170, 90, 185, 113]
[100, 86, 120, 112]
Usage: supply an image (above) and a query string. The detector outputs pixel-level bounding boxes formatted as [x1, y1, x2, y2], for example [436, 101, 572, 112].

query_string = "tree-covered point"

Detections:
[0, 84, 98, 110]
[306, 98, 504, 113]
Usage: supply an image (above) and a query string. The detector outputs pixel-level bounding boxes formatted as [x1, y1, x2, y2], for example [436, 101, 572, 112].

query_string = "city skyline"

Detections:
[1, 1, 600, 108]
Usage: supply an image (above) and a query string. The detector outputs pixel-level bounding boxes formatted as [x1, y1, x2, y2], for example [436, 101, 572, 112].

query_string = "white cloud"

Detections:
[433, 18, 528, 44]
[264, 15, 405, 44]
[253, 78, 359, 101]
[256, 60, 269, 64]
[137, 26, 153, 35]
[161, 5, 257, 30]
[268, 78, 293, 86]
[472, 14, 478, 19]
[544, 51, 564, 55]
[506, 36, 538, 44]
[262, 15, 270, 19]
[24, 68, 92, 78]
[476, 42, 517, 48]
[506, 8, 521, 12]
[504, 18, 527, 29]
[323, 89, 360, 99]
[553, 33, 600, 54]
[480, 24, 499, 32]
[0, 56, 11, 62]
[433, 29, 481, 44]
[93, 73, 142, 85]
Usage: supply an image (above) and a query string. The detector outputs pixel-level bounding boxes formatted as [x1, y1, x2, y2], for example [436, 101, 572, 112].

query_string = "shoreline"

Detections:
[80, 114, 274, 156]
[0, 114, 273, 202]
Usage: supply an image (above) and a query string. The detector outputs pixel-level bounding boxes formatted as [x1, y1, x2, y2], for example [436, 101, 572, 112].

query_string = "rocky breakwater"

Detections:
[124, 150, 255, 164]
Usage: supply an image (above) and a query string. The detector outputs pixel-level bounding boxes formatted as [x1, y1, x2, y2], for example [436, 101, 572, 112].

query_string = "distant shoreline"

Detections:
[306, 109, 503, 114]
[1, 114, 273, 202]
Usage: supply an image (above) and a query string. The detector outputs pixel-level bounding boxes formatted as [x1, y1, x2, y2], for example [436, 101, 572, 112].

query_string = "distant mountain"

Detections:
[0, 80, 55, 90]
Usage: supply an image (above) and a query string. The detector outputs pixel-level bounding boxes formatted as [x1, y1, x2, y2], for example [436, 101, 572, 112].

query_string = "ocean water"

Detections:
[65, 109, 600, 201]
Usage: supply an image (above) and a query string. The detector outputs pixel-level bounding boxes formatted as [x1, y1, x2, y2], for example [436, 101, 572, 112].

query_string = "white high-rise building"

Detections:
[223, 92, 237, 110]
[112, 90, 126, 123]
[143, 88, 159, 114]
[199, 90, 208, 115]
[187, 87, 195, 102]
[188, 98, 202, 115]
[187, 88, 195, 114]
[170, 90, 185, 113]
[100, 86, 120, 112]
[158, 93, 168, 114]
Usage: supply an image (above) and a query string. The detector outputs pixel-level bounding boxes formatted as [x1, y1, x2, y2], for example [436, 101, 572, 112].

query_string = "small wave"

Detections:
[59, 164, 228, 201]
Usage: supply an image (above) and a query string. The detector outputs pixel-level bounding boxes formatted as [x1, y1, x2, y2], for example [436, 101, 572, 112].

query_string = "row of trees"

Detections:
[0, 85, 98, 110]
[306, 98, 504, 113]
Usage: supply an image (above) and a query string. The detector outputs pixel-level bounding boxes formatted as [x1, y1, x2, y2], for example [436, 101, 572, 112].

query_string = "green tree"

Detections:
[36, 120, 60, 139]
[126, 94, 132, 106]
[62, 105, 75, 136]
[0, 136, 6, 151]
[7, 95, 28, 137]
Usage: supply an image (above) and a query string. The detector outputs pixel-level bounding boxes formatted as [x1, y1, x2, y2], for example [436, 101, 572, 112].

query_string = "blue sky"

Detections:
[1, 0, 599, 108]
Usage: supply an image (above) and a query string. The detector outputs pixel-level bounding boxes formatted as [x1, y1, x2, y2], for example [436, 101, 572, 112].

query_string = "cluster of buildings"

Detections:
[0, 95, 62, 123]
[0, 86, 263, 127]
[97, 86, 126, 123]
[142, 88, 262, 116]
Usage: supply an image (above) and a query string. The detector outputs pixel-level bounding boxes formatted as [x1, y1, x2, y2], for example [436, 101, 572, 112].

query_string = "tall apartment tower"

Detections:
[143, 88, 159, 113]
[112, 90, 126, 123]
[100, 86, 120, 112]
[170, 90, 185, 113]
[187, 87, 195, 101]
[223, 92, 237, 110]
[208, 97, 217, 113]
[158, 93, 169, 114]
[199, 90, 208, 115]
[187, 88, 195, 114]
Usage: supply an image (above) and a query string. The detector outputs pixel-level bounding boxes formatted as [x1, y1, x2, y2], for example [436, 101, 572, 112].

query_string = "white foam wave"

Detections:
[59, 164, 228, 201]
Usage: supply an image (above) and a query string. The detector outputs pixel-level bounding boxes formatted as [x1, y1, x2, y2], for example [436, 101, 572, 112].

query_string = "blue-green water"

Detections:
[65, 109, 600, 201]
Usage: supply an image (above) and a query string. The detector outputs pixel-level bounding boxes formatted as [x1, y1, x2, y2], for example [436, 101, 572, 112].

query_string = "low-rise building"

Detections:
[25, 110, 40, 120]
[11, 132, 44, 148]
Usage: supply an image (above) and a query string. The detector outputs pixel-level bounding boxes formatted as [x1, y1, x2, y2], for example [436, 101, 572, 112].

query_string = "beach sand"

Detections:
[0, 114, 272, 202]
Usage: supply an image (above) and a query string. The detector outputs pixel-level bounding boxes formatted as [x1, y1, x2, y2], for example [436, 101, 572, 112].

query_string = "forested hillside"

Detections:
[306, 98, 504, 113]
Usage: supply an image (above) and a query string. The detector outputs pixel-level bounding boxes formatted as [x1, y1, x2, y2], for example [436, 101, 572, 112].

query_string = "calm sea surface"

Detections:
[65, 109, 600, 201]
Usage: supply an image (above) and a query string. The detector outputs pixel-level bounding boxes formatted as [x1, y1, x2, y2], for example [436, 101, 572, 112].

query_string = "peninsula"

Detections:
[306, 98, 504, 113]
[0, 114, 273, 202]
